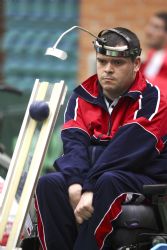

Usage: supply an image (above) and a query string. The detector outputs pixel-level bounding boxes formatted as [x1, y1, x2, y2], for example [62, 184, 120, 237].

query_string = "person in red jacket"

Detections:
[141, 12, 167, 95]
[35, 27, 167, 250]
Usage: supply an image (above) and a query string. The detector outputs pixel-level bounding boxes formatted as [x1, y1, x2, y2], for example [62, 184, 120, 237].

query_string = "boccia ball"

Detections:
[29, 101, 50, 121]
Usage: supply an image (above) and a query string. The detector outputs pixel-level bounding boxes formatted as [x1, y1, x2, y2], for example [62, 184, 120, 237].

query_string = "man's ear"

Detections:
[134, 56, 141, 73]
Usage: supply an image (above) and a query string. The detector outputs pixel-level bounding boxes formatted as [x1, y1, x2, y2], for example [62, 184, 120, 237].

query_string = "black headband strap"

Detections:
[95, 28, 141, 57]
[94, 44, 140, 57]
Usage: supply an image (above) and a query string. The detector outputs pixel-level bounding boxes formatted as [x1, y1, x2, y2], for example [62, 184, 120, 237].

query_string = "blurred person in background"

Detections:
[141, 12, 167, 95]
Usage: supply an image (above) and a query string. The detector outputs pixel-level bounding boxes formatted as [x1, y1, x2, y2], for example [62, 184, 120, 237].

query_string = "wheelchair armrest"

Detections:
[143, 184, 167, 196]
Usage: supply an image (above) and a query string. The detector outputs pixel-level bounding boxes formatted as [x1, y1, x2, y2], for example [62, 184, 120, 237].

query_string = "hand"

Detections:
[68, 184, 82, 210]
[74, 192, 94, 224]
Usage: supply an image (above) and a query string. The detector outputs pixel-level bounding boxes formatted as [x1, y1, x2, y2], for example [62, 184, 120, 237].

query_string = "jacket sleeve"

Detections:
[54, 93, 91, 187]
[83, 92, 167, 192]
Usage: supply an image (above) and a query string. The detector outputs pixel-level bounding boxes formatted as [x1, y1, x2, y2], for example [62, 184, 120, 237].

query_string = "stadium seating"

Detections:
[0, 0, 79, 170]
[3, 0, 79, 91]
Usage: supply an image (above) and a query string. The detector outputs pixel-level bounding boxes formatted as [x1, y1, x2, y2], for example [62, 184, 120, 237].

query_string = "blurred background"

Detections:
[0, 0, 167, 175]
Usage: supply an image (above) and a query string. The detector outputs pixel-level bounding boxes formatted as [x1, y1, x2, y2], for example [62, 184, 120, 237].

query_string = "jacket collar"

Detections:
[74, 71, 146, 104]
[123, 71, 146, 99]
[74, 74, 101, 105]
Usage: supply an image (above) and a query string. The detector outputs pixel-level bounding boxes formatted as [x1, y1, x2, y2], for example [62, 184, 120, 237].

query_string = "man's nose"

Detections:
[104, 62, 114, 73]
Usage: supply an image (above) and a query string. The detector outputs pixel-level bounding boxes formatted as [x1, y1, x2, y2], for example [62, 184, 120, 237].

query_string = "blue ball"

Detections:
[29, 101, 50, 121]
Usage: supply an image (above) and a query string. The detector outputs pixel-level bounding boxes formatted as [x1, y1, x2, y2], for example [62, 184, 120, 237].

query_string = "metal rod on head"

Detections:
[45, 26, 100, 60]
[53, 26, 98, 49]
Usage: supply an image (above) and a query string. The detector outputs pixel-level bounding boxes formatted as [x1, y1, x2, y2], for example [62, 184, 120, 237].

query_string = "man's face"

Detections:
[145, 16, 167, 49]
[96, 53, 141, 99]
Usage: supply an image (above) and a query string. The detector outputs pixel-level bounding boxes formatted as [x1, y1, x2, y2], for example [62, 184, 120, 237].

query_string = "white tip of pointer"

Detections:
[45, 47, 68, 60]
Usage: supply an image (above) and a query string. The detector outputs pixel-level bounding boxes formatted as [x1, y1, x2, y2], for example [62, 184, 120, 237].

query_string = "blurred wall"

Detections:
[0, 0, 79, 173]
[0, 1, 4, 83]
[3, 0, 79, 91]
[79, 0, 167, 82]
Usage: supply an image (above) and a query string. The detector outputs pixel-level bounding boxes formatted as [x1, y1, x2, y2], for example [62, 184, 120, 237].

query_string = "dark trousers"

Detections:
[35, 171, 157, 250]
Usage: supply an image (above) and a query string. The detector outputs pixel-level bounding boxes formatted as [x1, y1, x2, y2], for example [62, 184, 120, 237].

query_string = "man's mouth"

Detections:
[103, 77, 115, 81]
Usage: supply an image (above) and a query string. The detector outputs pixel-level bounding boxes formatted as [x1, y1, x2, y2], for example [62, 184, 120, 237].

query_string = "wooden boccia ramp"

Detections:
[0, 79, 67, 249]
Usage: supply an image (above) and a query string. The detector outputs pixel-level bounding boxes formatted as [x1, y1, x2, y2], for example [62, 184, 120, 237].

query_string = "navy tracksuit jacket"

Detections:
[36, 71, 167, 250]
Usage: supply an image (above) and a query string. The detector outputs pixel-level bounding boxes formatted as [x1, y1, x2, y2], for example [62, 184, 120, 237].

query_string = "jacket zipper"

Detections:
[105, 97, 120, 136]
[91, 146, 96, 165]
[107, 115, 112, 136]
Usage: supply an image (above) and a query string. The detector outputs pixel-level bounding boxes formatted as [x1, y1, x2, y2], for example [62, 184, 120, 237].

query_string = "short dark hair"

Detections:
[99, 27, 141, 61]
[155, 12, 167, 31]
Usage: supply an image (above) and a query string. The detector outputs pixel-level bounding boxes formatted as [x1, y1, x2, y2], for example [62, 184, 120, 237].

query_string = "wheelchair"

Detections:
[109, 184, 167, 250]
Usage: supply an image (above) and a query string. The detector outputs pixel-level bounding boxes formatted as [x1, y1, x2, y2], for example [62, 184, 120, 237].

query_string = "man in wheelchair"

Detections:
[35, 27, 167, 250]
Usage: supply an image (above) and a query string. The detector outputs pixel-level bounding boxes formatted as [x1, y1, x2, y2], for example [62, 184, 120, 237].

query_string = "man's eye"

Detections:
[98, 59, 105, 64]
[114, 60, 123, 65]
